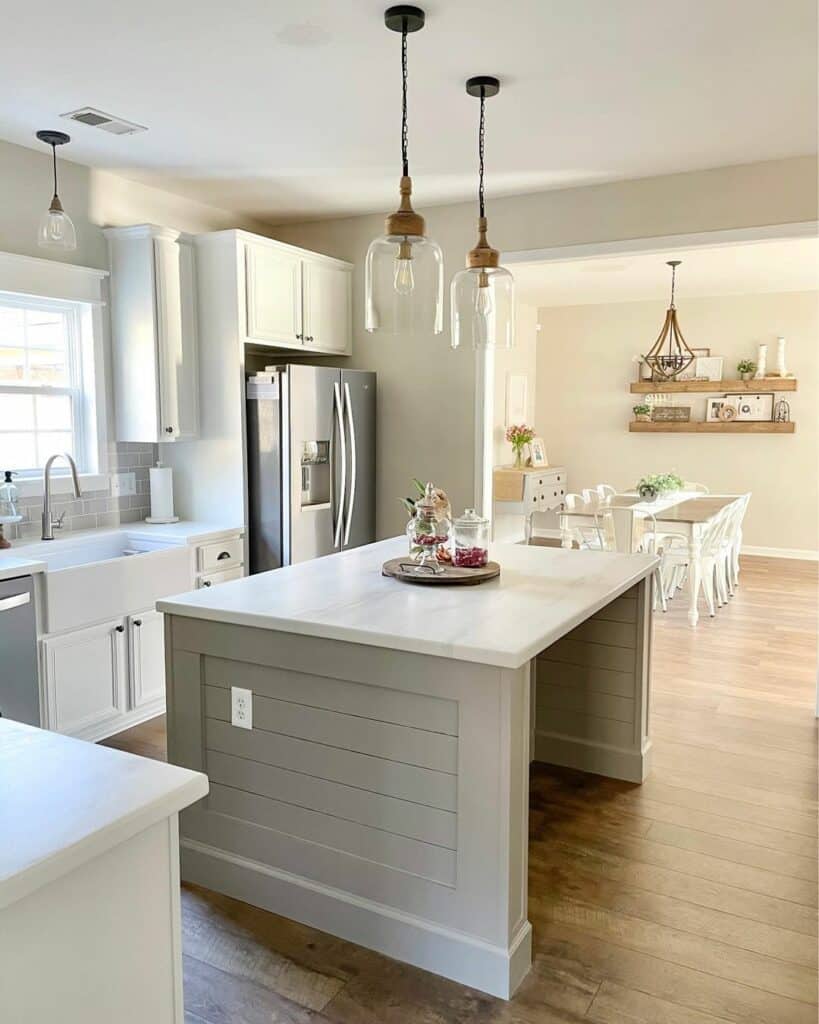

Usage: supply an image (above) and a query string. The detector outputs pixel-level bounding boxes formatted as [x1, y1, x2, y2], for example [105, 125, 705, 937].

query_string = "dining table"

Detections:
[558, 491, 742, 625]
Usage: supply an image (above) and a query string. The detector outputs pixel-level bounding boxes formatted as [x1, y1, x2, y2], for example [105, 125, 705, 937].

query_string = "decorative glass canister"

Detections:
[452, 508, 490, 568]
[406, 482, 451, 565]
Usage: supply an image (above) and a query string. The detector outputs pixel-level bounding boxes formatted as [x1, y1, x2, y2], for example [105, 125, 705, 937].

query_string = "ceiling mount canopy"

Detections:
[642, 260, 697, 380]
[35, 130, 77, 252]
[451, 76, 514, 350]
[364, 5, 444, 336]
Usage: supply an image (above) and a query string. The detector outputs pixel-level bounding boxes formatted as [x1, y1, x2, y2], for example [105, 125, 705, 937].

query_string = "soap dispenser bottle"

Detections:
[0, 471, 19, 518]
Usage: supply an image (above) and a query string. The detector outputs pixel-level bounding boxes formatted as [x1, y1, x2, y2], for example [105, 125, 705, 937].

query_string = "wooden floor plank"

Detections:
[586, 979, 734, 1024]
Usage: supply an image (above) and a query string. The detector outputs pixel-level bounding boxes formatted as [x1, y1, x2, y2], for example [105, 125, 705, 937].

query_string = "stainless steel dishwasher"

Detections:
[0, 576, 39, 726]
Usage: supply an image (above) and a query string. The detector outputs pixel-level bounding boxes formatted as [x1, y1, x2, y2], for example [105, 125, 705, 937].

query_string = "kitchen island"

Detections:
[159, 537, 657, 999]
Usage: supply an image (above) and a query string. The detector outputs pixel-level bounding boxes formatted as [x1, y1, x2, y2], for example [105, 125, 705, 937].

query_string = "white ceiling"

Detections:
[512, 237, 819, 307]
[0, 0, 816, 223]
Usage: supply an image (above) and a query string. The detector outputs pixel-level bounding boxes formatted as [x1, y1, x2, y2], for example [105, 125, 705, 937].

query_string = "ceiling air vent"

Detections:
[61, 107, 147, 136]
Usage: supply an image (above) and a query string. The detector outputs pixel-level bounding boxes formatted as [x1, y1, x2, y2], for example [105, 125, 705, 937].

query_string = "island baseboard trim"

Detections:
[534, 732, 652, 783]
[182, 838, 532, 999]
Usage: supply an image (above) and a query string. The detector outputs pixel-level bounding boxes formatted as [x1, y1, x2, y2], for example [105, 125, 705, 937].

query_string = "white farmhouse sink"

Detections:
[17, 530, 193, 633]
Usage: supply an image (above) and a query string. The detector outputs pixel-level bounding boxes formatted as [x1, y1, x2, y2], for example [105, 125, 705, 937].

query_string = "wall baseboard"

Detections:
[534, 732, 652, 784]
[182, 839, 532, 1000]
[741, 546, 819, 562]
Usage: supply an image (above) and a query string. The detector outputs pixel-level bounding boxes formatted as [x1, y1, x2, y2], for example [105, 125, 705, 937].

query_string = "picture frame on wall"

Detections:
[724, 393, 775, 421]
[527, 437, 549, 467]
[505, 373, 528, 426]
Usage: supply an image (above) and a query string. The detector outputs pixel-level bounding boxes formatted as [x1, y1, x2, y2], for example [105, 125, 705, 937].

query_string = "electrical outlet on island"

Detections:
[231, 687, 253, 730]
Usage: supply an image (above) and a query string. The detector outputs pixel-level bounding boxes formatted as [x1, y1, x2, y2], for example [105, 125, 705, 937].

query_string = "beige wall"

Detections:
[535, 292, 818, 554]
[273, 157, 818, 539]
[493, 304, 538, 467]
[0, 138, 273, 271]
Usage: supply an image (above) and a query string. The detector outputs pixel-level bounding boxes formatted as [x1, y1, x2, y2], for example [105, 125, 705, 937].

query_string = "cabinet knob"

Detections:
[115, 625, 125, 633]
[165, 426, 174, 434]
[306, 335, 314, 342]
[202, 580, 212, 587]
[133, 619, 142, 627]
[296, 333, 303, 340]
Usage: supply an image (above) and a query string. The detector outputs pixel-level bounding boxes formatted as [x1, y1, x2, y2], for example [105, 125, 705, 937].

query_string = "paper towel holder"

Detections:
[145, 460, 180, 525]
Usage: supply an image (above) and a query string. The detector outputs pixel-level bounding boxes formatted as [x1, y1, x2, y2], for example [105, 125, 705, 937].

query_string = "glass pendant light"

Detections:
[36, 130, 77, 252]
[451, 77, 513, 350]
[365, 6, 443, 335]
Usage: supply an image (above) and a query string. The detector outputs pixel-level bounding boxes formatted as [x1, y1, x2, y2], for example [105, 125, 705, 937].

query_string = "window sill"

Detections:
[15, 473, 110, 499]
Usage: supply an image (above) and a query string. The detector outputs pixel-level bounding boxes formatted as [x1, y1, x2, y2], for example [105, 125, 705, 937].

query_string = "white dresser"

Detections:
[493, 465, 567, 542]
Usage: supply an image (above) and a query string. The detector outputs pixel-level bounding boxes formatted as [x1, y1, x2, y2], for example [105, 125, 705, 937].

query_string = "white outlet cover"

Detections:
[111, 471, 136, 497]
[231, 686, 253, 730]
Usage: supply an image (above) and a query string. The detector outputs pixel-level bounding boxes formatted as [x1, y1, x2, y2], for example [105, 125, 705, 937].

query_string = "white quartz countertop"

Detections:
[0, 554, 46, 581]
[125, 520, 244, 545]
[158, 537, 658, 669]
[0, 719, 208, 910]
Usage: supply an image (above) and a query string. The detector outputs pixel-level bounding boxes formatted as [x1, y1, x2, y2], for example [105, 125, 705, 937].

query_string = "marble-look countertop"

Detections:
[0, 719, 208, 910]
[0, 554, 46, 581]
[158, 537, 657, 669]
[125, 520, 244, 545]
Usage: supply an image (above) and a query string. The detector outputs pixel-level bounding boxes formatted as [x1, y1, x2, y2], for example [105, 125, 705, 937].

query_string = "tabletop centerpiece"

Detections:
[636, 471, 684, 501]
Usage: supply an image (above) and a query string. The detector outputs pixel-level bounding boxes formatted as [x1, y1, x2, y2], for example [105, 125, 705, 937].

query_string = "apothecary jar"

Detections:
[452, 508, 490, 568]
[406, 482, 451, 565]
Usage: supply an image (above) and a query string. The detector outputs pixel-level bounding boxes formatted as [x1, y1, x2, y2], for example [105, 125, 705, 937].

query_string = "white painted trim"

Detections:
[501, 221, 819, 265]
[741, 545, 819, 562]
[534, 733, 652, 784]
[0, 250, 108, 305]
[182, 839, 532, 1000]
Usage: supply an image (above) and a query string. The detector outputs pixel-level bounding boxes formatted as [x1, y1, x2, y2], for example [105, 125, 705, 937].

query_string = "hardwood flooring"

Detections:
[104, 555, 818, 1023]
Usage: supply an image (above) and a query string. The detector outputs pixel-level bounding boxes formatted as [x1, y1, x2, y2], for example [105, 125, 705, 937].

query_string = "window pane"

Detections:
[0, 347, 26, 383]
[0, 306, 24, 343]
[35, 393, 72, 431]
[29, 347, 67, 385]
[1, 433, 36, 471]
[26, 310, 65, 350]
[0, 393, 35, 431]
[36, 432, 73, 466]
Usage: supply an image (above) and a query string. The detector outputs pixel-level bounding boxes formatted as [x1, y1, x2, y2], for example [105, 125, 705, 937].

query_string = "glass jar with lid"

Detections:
[452, 508, 490, 568]
[406, 482, 451, 565]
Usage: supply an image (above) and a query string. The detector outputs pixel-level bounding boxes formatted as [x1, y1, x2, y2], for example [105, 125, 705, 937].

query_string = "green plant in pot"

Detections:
[737, 359, 757, 382]
[632, 403, 652, 422]
[636, 472, 684, 500]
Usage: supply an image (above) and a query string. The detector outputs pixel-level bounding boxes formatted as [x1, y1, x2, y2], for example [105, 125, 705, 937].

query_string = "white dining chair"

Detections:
[683, 481, 710, 494]
[563, 493, 604, 549]
[596, 483, 617, 501]
[596, 506, 668, 612]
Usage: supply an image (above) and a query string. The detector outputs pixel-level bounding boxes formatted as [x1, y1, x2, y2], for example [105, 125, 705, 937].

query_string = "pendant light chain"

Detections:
[401, 26, 409, 176]
[51, 144, 58, 198]
[669, 262, 677, 308]
[478, 90, 486, 219]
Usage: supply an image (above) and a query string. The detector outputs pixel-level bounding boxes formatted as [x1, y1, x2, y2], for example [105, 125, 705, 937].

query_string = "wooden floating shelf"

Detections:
[629, 421, 795, 434]
[630, 377, 798, 394]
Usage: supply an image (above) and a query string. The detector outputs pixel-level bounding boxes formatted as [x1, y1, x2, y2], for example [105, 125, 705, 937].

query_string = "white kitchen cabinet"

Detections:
[303, 258, 352, 354]
[242, 235, 352, 354]
[106, 224, 199, 443]
[43, 618, 127, 737]
[245, 243, 303, 346]
[128, 609, 166, 710]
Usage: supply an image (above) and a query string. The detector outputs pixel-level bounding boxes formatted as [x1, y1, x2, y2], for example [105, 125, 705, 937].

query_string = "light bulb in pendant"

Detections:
[475, 271, 493, 317]
[393, 239, 415, 295]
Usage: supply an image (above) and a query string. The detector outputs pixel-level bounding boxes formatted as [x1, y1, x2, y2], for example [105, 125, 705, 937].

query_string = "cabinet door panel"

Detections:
[154, 236, 199, 441]
[44, 620, 126, 736]
[303, 260, 351, 354]
[246, 244, 303, 346]
[129, 609, 166, 710]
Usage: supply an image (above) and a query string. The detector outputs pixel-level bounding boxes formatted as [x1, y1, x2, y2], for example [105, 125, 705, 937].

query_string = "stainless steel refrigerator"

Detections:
[246, 364, 376, 572]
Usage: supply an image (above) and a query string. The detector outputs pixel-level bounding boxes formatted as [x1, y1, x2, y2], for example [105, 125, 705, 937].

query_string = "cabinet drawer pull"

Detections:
[115, 624, 125, 633]
[164, 426, 174, 434]
[216, 551, 231, 561]
[0, 593, 29, 613]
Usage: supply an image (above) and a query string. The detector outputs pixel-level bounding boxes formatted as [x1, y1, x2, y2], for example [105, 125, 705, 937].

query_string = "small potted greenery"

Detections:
[636, 472, 684, 500]
[737, 359, 757, 381]
[632, 403, 652, 423]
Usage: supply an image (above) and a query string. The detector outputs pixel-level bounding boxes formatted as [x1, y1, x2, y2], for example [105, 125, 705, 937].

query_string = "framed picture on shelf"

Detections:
[724, 393, 774, 421]
[526, 437, 549, 467]
[706, 396, 739, 422]
[694, 356, 724, 381]
[691, 347, 711, 358]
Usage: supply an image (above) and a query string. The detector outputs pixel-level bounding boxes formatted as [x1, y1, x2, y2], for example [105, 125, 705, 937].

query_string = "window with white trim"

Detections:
[0, 293, 89, 476]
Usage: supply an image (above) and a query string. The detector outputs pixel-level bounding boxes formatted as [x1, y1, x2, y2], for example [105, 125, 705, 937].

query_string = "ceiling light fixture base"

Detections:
[467, 217, 500, 269]
[384, 5, 425, 32]
[384, 175, 426, 238]
[465, 75, 500, 98]
[36, 130, 71, 147]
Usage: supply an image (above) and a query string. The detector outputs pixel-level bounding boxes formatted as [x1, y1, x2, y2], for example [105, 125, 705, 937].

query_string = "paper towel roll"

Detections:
[146, 465, 178, 524]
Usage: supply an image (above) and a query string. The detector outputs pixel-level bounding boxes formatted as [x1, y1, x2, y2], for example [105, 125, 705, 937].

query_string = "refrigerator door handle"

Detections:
[343, 381, 357, 546]
[332, 381, 346, 548]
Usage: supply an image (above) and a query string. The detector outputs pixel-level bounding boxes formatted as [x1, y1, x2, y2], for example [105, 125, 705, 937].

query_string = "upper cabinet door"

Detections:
[302, 259, 352, 355]
[154, 235, 199, 441]
[245, 243, 303, 347]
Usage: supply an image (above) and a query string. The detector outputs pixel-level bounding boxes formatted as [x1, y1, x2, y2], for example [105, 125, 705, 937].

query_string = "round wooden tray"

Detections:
[382, 557, 500, 586]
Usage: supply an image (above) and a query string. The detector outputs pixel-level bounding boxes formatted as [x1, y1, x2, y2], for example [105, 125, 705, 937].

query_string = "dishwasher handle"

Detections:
[0, 592, 30, 613]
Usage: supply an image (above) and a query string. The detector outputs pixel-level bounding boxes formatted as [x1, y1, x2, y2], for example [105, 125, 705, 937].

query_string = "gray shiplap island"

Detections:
[158, 537, 657, 998]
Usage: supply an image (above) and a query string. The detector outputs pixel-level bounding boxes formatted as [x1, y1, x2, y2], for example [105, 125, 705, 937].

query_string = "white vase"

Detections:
[754, 343, 767, 379]
[775, 336, 788, 377]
